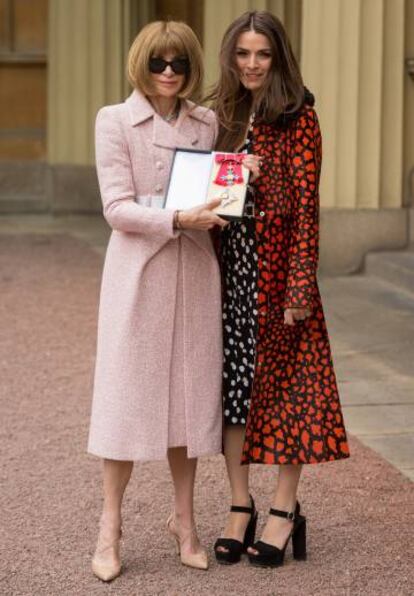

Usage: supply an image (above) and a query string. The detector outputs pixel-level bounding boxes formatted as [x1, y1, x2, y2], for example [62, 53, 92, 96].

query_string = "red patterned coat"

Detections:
[241, 102, 350, 465]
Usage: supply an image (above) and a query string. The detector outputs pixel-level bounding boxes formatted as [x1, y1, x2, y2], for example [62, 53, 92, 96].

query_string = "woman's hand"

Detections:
[178, 198, 229, 230]
[243, 154, 262, 183]
[284, 307, 311, 326]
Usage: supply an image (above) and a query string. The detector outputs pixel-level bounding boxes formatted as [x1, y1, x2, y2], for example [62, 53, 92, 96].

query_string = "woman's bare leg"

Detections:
[94, 459, 133, 564]
[101, 458, 133, 521]
[217, 425, 251, 551]
[248, 464, 302, 553]
[167, 447, 202, 555]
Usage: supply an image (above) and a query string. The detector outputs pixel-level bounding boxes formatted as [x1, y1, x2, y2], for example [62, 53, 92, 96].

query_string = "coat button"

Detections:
[155, 184, 162, 192]
[259, 210, 265, 217]
[156, 161, 163, 170]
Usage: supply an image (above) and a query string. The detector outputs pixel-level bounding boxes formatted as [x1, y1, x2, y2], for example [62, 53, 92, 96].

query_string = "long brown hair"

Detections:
[207, 11, 304, 151]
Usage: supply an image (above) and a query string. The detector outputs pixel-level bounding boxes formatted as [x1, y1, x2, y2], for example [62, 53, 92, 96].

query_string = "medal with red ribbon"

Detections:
[213, 153, 245, 186]
[213, 153, 245, 207]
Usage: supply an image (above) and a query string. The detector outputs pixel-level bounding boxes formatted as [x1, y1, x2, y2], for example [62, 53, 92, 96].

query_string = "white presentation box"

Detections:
[164, 148, 250, 220]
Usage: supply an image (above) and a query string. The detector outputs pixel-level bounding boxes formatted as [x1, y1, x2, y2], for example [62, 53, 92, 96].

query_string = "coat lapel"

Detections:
[125, 89, 201, 150]
[152, 103, 200, 150]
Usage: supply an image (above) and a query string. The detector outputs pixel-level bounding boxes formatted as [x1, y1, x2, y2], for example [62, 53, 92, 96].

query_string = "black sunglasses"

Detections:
[149, 57, 190, 75]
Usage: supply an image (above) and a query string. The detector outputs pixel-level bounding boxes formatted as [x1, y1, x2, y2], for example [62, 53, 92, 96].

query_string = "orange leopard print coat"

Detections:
[241, 102, 350, 465]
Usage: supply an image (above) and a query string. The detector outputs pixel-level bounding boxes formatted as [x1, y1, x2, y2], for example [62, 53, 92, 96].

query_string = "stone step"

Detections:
[365, 249, 414, 294]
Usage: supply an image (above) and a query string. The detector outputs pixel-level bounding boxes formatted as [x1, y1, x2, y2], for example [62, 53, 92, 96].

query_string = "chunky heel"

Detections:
[292, 517, 307, 561]
[243, 510, 258, 552]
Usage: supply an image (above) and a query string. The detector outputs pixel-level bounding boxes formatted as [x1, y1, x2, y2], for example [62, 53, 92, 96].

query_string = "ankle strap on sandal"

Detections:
[269, 508, 295, 521]
[231, 504, 253, 514]
[268, 501, 301, 521]
[230, 494, 255, 514]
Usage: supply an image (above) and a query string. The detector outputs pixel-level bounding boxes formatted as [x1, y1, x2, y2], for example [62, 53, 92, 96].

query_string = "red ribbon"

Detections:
[213, 153, 245, 186]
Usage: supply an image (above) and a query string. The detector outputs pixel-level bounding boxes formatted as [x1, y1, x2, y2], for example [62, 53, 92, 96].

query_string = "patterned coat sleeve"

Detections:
[284, 107, 322, 311]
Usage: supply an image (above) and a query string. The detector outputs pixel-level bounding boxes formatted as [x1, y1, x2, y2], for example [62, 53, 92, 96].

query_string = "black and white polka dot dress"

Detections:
[220, 129, 258, 426]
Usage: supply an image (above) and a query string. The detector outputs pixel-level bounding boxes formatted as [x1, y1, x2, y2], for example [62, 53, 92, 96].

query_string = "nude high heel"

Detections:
[166, 514, 209, 570]
[92, 524, 122, 582]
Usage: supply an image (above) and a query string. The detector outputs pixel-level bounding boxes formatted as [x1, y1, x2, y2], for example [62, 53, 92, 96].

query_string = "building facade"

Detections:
[1, 0, 413, 273]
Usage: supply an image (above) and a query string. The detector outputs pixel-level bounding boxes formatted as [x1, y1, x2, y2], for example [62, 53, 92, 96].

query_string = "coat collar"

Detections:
[125, 90, 210, 149]
[126, 90, 154, 125]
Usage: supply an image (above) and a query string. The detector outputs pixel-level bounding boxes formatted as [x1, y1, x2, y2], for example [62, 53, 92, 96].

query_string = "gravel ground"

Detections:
[0, 233, 413, 596]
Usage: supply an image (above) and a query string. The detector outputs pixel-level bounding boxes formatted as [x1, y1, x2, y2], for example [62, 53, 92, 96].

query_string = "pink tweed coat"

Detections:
[87, 90, 223, 461]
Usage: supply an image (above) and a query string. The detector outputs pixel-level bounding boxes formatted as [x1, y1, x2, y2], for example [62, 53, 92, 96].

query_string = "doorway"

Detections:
[0, 0, 48, 160]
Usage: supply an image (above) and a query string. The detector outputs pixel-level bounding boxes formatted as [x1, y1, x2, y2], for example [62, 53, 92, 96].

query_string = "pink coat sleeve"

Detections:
[95, 106, 176, 239]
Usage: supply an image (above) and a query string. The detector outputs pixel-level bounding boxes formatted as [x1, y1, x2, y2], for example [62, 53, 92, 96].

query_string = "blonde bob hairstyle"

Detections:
[127, 21, 204, 101]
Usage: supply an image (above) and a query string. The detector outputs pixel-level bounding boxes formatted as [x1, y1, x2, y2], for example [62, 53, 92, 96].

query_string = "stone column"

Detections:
[46, 0, 153, 211]
[301, 0, 405, 210]
[47, 0, 131, 166]
[300, 0, 408, 273]
[404, 0, 414, 207]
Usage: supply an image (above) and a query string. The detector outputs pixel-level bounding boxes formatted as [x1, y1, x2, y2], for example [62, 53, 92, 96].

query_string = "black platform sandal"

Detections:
[214, 495, 258, 565]
[248, 502, 306, 568]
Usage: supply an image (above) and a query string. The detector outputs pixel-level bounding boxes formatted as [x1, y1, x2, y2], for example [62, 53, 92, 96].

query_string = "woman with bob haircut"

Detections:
[88, 20, 229, 580]
[209, 11, 350, 568]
